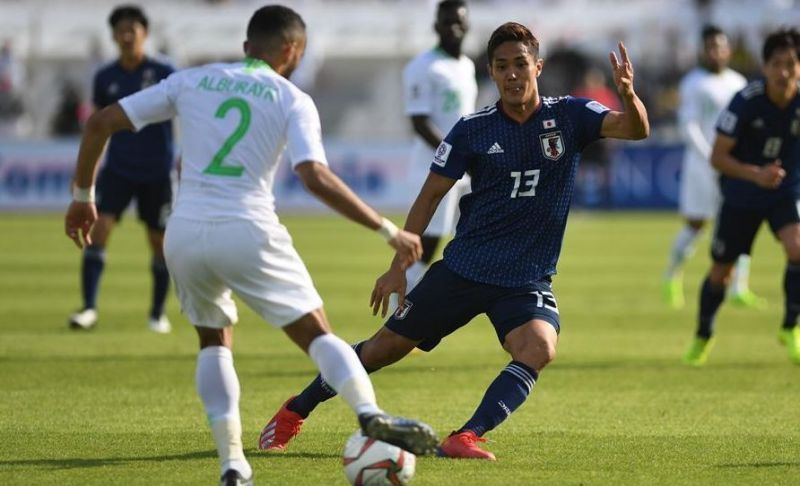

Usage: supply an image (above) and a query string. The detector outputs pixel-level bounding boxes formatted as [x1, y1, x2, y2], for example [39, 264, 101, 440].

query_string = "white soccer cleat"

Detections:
[69, 308, 98, 330]
[148, 315, 172, 334]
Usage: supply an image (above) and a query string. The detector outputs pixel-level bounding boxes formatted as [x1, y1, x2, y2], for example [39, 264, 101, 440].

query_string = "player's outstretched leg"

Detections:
[306, 333, 438, 455]
[259, 342, 375, 451]
[683, 275, 725, 366]
[439, 361, 538, 460]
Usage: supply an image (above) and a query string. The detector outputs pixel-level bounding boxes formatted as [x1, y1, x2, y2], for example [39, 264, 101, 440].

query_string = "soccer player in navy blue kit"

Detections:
[683, 28, 800, 366]
[68, 5, 175, 333]
[258, 22, 648, 459]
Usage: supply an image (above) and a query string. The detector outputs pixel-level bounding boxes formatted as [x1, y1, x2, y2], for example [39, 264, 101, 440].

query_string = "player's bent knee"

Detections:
[513, 341, 556, 371]
[504, 321, 558, 370]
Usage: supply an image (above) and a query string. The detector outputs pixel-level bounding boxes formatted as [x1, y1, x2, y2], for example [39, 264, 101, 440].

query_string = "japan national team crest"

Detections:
[539, 131, 564, 161]
[393, 299, 413, 320]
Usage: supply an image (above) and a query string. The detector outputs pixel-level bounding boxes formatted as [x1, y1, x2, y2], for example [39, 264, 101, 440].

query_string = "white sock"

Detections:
[308, 333, 381, 417]
[666, 226, 701, 278]
[196, 346, 251, 479]
[732, 254, 752, 294]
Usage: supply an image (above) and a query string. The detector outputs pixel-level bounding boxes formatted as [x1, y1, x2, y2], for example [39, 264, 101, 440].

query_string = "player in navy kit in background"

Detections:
[68, 5, 175, 333]
[683, 28, 800, 366]
[258, 22, 648, 459]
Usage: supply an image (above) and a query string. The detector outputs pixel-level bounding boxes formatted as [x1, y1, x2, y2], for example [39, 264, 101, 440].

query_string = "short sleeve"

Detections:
[429, 119, 469, 179]
[286, 93, 328, 168]
[403, 59, 433, 116]
[118, 73, 180, 132]
[716, 92, 747, 137]
[569, 96, 610, 147]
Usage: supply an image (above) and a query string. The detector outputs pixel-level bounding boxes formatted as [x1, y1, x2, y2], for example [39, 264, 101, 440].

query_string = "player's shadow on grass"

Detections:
[0, 448, 337, 470]
[0, 450, 217, 470]
[716, 461, 800, 468]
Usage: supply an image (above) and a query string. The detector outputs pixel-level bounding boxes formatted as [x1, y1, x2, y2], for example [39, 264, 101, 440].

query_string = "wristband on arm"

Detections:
[72, 186, 96, 203]
[376, 217, 400, 242]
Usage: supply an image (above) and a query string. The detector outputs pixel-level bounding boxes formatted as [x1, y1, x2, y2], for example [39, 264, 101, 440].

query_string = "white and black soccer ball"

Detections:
[342, 430, 416, 486]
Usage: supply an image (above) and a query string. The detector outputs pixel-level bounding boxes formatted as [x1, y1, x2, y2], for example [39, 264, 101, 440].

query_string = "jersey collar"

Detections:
[496, 97, 543, 125]
[243, 57, 274, 72]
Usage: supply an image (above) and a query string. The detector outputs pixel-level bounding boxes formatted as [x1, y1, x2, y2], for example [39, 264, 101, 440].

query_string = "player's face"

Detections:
[489, 41, 542, 107]
[435, 6, 469, 48]
[112, 19, 147, 56]
[763, 47, 800, 95]
[702, 34, 731, 72]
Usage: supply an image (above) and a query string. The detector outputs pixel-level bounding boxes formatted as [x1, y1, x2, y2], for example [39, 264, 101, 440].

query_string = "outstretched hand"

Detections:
[609, 41, 635, 98]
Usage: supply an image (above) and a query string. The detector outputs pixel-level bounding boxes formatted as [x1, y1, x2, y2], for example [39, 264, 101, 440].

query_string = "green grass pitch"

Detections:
[0, 212, 798, 485]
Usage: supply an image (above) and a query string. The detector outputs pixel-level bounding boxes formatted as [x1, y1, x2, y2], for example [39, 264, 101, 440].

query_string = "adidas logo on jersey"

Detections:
[487, 142, 504, 154]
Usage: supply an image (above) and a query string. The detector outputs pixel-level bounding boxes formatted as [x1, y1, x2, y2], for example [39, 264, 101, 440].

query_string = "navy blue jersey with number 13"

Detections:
[431, 96, 609, 287]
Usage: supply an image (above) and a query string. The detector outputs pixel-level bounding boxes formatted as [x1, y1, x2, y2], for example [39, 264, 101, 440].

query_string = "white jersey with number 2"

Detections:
[118, 58, 327, 329]
[120, 58, 327, 222]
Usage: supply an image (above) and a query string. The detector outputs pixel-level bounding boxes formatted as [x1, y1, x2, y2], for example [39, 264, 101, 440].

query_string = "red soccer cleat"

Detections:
[258, 396, 304, 451]
[438, 431, 496, 460]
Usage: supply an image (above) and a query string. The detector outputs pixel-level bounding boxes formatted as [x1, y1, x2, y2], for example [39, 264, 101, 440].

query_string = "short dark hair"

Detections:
[437, 0, 466, 14]
[108, 5, 148, 31]
[762, 27, 800, 62]
[487, 22, 539, 63]
[246, 5, 306, 44]
[701, 24, 724, 43]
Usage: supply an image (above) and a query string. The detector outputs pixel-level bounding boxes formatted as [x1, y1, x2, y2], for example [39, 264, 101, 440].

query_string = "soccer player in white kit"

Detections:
[663, 25, 763, 309]
[401, 0, 477, 292]
[64, 6, 438, 485]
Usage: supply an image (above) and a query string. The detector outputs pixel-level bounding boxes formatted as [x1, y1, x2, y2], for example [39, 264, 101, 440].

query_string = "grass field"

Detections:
[1, 211, 798, 485]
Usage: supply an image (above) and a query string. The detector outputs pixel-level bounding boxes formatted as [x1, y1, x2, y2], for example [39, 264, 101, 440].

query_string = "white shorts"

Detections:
[164, 217, 323, 329]
[679, 155, 721, 220]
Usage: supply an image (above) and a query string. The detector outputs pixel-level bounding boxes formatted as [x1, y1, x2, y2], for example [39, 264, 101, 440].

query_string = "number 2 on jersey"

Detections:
[204, 97, 251, 177]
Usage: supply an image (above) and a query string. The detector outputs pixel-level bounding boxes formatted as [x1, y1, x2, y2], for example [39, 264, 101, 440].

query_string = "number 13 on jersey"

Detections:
[510, 169, 540, 198]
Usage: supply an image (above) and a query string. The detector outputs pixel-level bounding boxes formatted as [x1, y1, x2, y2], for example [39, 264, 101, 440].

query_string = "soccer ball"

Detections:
[342, 430, 416, 486]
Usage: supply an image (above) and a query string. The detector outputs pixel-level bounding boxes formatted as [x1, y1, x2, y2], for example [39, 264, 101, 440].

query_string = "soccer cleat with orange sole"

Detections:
[438, 431, 496, 460]
[258, 396, 304, 451]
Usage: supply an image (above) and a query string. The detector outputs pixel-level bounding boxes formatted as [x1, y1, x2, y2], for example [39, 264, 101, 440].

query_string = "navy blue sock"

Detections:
[697, 276, 726, 339]
[783, 263, 800, 330]
[458, 361, 538, 437]
[150, 256, 170, 319]
[288, 341, 377, 418]
[81, 245, 105, 310]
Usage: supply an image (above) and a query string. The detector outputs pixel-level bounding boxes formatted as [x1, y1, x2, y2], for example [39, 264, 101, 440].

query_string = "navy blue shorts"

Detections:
[385, 261, 560, 352]
[711, 197, 800, 263]
[96, 168, 172, 231]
